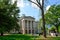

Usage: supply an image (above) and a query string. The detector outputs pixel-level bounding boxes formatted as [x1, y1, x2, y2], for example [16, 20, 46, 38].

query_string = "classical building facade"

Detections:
[20, 15, 38, 34]
[10, 15, 39, 34]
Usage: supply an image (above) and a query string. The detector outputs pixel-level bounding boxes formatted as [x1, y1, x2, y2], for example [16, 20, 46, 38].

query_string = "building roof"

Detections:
[20, 15, 35, 20]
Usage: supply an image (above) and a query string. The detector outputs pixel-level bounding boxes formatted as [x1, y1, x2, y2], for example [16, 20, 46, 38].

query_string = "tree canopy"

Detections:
[0, 0, 20, 36]
[45, 5, 60, 33]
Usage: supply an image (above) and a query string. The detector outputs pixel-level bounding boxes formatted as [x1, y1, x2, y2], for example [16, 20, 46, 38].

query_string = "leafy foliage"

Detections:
[45, 5, 60, 32]
[0, 0, 20, 34]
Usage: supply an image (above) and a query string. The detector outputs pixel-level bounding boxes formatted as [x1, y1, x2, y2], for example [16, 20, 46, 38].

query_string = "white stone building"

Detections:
[19, 15, 38, 34]
[10, 15, 39, 34]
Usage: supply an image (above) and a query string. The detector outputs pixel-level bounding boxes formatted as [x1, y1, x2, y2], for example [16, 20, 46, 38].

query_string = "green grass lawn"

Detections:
[36, 36, 60, 40]
[0, 34, 38, 40]
[47, 37, 60, 40]
[36, 37, 60, 40]
[0, 34, 60, 40]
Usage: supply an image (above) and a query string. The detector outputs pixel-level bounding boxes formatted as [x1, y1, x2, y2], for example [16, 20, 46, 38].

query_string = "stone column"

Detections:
[33, 21, 35, 34]
[30, 21, 32, 34]
[22, 19, 25, 34]
[27, 20, 29, 34]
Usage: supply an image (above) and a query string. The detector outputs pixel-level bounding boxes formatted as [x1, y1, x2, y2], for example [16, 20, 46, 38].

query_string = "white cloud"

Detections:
[31, 0, 37, 3]
[40, 0, 42, 5]
[12, 0, 40, 9]
[26, 3, 30, 6]
[17, 0, 25, 8]
[32, 3, 39, 9]
[44, 5, 51, 14]
[17, 0, 29, 8]
[46, 5, 51, 11]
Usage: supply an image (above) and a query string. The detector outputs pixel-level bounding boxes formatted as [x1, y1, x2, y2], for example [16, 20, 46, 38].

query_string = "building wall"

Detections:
[10, 15, 39, 34]
[20, 16, 38, 34]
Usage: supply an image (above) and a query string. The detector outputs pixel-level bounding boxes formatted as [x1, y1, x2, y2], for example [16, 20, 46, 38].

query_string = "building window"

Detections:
[32, 30, 34, 34]
[29, 30, 31, 34]
[25, 30, 27, 34]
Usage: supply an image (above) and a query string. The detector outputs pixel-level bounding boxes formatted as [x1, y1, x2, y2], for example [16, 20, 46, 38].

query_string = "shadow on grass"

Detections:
[47, 37, 60, 40]
[36, 37, 60, 40]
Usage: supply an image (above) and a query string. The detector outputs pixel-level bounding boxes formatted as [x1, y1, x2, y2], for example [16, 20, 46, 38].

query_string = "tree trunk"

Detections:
[1, 32, 3, 36]
[41, 0, 46, 38]
[41, 8, 46, 38]
[28, 0, 46, 38]
[56, 26, 59, 33]
[55, 26, 58, 36]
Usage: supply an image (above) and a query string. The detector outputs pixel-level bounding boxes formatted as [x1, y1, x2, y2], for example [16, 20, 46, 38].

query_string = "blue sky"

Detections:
[17, 0, 60, 21]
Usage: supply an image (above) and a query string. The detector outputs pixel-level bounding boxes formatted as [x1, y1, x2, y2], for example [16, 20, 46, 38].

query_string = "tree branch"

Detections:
[36, 0, 42, 8]
[28, 0, 42, 9]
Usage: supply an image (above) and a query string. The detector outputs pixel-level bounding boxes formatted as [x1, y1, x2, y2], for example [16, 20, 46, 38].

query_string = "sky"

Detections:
[16, 0, 60, 21]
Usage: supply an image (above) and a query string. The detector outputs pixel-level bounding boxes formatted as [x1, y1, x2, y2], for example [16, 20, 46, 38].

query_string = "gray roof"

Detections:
[20, 16, 35, 20]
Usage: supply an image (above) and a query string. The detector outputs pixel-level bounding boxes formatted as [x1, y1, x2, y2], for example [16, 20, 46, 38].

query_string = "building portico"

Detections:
[20, 15, 36, 34]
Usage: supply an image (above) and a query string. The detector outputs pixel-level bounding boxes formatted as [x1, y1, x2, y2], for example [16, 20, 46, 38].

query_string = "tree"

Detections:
[49, 25, 56, 31]
[45, 5, 60, 34]
[0, 0, 20, 36]
[28, 0, 46, 37]
[38, 19, 49, 35]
